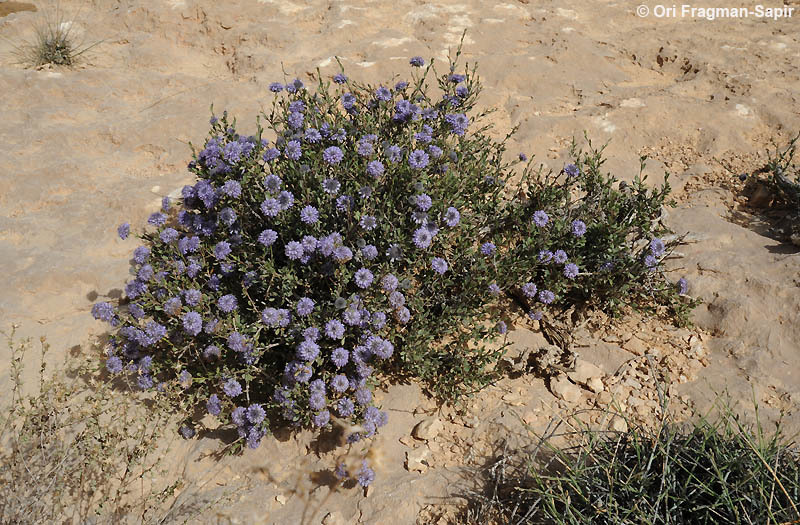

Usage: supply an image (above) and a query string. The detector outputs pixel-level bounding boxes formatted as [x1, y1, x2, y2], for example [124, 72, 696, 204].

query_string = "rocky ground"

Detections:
[1, 0, 798, 523]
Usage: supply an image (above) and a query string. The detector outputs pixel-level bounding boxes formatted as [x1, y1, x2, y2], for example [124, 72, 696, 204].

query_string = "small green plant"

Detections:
[461, 400, 800, 525]
[12, 2, 100, 67]
[91, 47, 693, 485]
[745, 132, 800, 245]
[0, 327, 223, 523]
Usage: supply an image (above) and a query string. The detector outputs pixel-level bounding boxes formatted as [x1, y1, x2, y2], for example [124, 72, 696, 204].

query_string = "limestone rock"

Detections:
[412, 417, 443, 441]
[550, 375, 583, 404]
[568, 360, 604, 386]
[405, 448, 430, 473]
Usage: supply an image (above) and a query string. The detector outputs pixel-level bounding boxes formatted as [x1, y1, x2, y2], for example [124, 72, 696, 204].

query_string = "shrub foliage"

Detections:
[92, 53, 691, 480]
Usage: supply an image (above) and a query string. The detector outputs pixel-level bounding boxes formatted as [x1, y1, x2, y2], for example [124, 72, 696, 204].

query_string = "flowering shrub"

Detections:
[92, 54, 691, 481]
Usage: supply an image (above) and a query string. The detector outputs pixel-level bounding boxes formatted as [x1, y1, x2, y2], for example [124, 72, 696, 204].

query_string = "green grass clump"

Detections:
[462, 402, 800, 525]
[12, 2, 100, 67]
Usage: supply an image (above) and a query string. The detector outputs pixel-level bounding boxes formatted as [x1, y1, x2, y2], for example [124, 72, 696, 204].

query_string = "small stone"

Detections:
[412, 417, 443, 441]
[586, 377, 605, 393]
[609, 417, 628, 432]
[405, 448, 430, 473]
[623, 338, 647, 356]
[596, 391, 613, 405]
[568, 360, 604, 385]
[276, 494, 287, 505]
[550, 376, 583, 404]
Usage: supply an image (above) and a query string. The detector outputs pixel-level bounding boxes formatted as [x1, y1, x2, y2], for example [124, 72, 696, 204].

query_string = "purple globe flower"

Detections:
[207, 394, 221, 416]
[538, 290, 555, 304]
[117, 223, 130, 240]
[413, 227, 434, 249]
[269, 82, 284, 92]
[480, 242, 496, 256]
[359, 215, 378, 231]
[322, 178, 341, 195]
[386, 145, 402, 163]
[357, 461, 375, 487]
[431, 257, 448, 274]
[444, 206, 460, 227]
[222, 180, 242, 198]
[247, 404, 266, 424]
[354, 268, 374, 289]
[91, 302, 115, 322]
[649, 238, 665, 257]
[396, 306, 411, 324]
[677, 277, 689, 295]
[285, 241, 304, 260]
[489, 283, 501, 296]
[529, 311, 543, 321]
[182, 312, 203, 336]
[571, 220, 587, 237]
[278, 190, 295, 210]
[323, 146, 344, 165]
[409, 149, 430, 170]
[361, 244, 378, 260]
[333, 73, 347, 84]
[309, 392, 326, 410]
[331, 347, 349, 368]
[148, 212, 167, 227]
[532, 210, 549, 227]
[341, 93, 357, 110]
[325, 319, 345, 340]
[355, 387, 372, 406]
[496, 321, 508, 334]
[223, 378, 242, 397]
[296, 297, 315, 316]
[334, 246, 353, 263]
[106, 355, 123, 374]
[312, 410, 330, 428]
[331, 374, 349, 393]
[375, 86, 392, 101]
[564, 263, 579, 279]
[410, 56, 425, 67]
[264, 173, 282, 193]
[381, 274, 399, 291]
[553, 250, 568, 264]
[214, 241, 232, 260]
[300, 205, 319, 224]
[258, 229, 278, 247]
[444, 113, 468, 135]
[644, 254, 658, 271]
[538, 250, 553, 263]
[415, 193, 433, 211]
[564, 163, 580, 177]
[218, 294, 238, 313]
[367, 160, 384, 177]
[521, 282, 537, 299]
[133, 246, 150, 264]
[297, 340, 320, 361]
[285, 140, 302, 160]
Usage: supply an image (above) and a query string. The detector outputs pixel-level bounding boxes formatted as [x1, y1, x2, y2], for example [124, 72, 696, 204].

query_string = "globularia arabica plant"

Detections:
[91, 53, 692, 486]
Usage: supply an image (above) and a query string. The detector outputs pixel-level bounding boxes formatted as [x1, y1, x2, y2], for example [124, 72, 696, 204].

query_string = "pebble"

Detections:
[405, 448, 430, 473]
[568, 360, 604, 386]
[550, 375, 583, 404]
[412, 417, 443, 441]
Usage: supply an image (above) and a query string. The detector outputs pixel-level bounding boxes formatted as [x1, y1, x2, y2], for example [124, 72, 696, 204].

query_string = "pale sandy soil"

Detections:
[1, 0, 799, 523]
